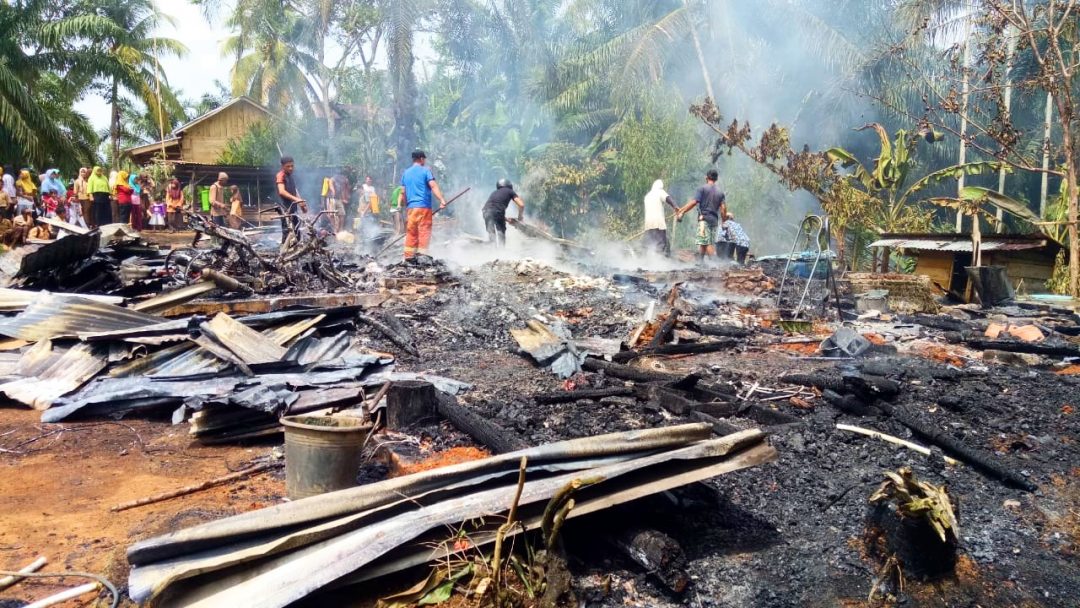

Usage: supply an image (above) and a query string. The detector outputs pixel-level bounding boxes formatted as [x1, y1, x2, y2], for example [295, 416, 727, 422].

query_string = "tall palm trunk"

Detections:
[389, 6, 417, 166]
[110, 77, 120, 166]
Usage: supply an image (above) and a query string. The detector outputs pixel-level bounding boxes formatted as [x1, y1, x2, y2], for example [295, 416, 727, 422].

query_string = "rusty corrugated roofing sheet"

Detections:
[0, 293, 165, 341]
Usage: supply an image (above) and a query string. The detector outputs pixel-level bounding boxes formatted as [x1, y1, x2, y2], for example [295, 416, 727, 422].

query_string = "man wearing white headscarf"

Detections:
[642, 179, 679, 256]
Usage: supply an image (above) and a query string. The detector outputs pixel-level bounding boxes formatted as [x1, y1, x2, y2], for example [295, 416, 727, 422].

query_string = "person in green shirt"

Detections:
[389, 184, 404, 235]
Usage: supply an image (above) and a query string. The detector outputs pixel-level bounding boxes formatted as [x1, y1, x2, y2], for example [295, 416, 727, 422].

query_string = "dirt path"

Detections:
[0, 408, 283, 606]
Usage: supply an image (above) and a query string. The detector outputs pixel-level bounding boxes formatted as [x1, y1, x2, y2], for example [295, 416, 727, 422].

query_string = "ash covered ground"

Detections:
[366, 253, 1080, 608]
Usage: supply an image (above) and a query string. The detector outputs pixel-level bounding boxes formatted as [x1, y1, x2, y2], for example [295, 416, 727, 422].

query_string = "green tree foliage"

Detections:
[217, 123, 280, 167]
[523, 143, 613, 238]
[0, 0, 102, 169]
[608, 99, 704, 236]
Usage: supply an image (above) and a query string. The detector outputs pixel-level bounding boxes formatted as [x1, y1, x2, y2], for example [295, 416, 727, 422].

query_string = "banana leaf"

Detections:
[826, 147, 875, 191]
[901, 161, 1005, 202]
[960, 186, 1041, 225]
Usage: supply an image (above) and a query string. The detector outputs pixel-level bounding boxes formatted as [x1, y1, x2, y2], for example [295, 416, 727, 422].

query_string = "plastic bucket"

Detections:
[282, 415, 371, 499]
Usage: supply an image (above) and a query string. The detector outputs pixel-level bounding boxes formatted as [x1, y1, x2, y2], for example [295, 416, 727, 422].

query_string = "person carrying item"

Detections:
[481, 178, 524, 247]
[642, 179, 679, 256]
[276, 156, 308, 244]
[721, 212, 751, 264]
[88, 166, 111, 227]
[676, 169, 727, 262]
[398, 149, 447, 262]
[209, 172, 229, 227]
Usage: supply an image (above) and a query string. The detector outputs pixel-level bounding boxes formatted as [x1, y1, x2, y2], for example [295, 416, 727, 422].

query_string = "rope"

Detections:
[0, 570, 119, 608]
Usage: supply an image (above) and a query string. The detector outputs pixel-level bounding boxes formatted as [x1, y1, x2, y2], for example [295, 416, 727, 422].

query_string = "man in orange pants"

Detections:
[398, 149, 447, 262]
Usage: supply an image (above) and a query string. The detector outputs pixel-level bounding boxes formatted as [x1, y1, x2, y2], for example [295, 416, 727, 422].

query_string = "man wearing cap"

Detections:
[398, 149, 447, 262]
[209, 172, 229, 227]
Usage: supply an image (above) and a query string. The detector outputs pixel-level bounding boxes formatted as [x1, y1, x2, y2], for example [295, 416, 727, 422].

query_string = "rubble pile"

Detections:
[2, 227, 1080, 608]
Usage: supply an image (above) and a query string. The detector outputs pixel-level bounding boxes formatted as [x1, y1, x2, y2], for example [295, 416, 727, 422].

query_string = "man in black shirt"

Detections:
[676, 169, 727, 262]
[482, 178, 525, 246]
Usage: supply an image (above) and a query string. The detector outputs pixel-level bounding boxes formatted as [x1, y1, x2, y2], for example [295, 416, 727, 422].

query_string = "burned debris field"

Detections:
[0, 219, 1077, 608]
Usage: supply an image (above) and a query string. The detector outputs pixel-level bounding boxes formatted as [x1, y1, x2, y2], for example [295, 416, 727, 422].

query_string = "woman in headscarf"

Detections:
[40, 169, 65, 197]
[642, 179, 679, 257]
[128, 172, 144, 231]
[14, 170, 37, 216]
[87, 166, 111, 228]
[165, 178, 185, 231]
[114, 170, 133, 225]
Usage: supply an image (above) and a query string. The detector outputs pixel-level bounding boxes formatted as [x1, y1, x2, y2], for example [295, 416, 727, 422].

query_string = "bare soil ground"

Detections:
[0, 408, 282, 607]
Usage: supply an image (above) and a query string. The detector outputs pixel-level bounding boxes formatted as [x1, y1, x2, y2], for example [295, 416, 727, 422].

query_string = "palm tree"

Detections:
[77, 0, 187, 166]
[223, 0, 318, 115]
[0, 0, 100, 169]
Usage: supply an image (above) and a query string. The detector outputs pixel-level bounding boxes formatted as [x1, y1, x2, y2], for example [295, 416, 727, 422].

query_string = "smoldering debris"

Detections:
[0, 220, 1078, 608]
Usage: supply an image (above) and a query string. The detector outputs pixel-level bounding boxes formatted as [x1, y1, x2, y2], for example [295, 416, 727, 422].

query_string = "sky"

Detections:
[75, 1, 233, 132]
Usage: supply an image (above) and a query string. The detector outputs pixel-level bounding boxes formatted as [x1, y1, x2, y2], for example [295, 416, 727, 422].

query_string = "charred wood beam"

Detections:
[781, 372, 846, 393]
[874, 401, 1037, 492]
[684, 321, 753, 339]
[648, 310, 681, 349]
[386, 381, 437, 430]
[435, 393, 528, 454]
[951, 336, 1080, 358]
[357, 313, 420, 357]
[690, 411, 741, 436]
[613, 339, 739, 363]
[582, 357, 697, 385]
[897, 314, 974, 333]
[533, 387, 634, 405]
[612, 528, 690, 593]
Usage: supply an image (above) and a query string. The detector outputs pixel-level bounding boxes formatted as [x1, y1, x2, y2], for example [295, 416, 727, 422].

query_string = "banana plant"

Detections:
[826, 122, 1012, 271]
[929, 186, 1041, 267]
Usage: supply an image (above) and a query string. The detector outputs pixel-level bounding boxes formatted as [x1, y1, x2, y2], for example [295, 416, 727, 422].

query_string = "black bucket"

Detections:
[965, 266, 1014, 308]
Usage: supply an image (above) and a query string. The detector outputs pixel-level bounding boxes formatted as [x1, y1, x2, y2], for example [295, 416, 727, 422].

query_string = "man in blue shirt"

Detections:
[398, 149, 447, 261]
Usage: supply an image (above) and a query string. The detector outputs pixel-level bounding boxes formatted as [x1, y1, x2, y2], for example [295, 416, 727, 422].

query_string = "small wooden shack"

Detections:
[870, 233, 1063, 297]
[124, 97, 272, 166]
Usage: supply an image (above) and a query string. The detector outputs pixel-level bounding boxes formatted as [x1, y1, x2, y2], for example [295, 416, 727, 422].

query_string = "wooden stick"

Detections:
[24, 582, 101, 608]
[0, 556, 47, 591]
[836, 423, 961, 466]
[110, 461, 282, 512]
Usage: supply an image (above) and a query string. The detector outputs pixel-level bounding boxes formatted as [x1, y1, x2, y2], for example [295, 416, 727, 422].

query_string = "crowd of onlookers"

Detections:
[0, 165, 194, 247]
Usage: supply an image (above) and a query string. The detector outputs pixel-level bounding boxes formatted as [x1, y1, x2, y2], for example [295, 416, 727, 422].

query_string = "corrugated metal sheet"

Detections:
[10, 231, 100, 276]
[0, 293, 165, 341]
[0, 342, 109, 409]
[129, 281, 219, 314]
[870, 237, 1047, 252]
[202, 313, 286, 365]
[0, 289, 124, 313]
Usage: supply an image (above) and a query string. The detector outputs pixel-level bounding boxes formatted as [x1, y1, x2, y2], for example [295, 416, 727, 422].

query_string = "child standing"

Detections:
[148, 180, 166, 231]
[66, 193, 88, 229]
[228, 185, 244, 229]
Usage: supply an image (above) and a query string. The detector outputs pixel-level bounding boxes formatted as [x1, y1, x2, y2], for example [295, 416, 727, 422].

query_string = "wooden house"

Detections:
[124, 97, 272, 166]
[870, 233, 1063, 298]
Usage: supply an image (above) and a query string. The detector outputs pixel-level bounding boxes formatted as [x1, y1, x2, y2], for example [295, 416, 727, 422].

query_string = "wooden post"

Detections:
[385, 380, 436, 429]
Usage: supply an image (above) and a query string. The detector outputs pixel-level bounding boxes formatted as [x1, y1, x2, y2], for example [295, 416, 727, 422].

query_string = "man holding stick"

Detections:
[399, 149, 447, 263]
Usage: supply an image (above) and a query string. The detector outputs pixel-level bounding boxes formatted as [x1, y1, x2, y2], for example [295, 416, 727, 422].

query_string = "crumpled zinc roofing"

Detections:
[869, 237, 1048, 252]
[0, 293, 165, 341]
